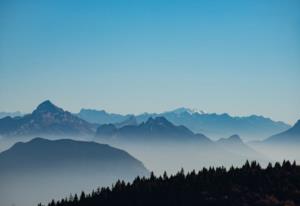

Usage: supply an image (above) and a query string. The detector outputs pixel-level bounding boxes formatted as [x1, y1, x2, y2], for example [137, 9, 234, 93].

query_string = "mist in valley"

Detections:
[0, 130, 300, 206]
[0, 102, 298, 206]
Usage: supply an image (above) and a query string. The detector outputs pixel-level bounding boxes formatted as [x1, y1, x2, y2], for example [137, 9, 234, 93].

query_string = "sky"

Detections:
[0, 0, 299, 124]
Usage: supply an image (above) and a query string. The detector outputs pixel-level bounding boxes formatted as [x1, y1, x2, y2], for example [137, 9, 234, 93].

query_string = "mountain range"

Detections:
[0, 100, 299, 145]
[96, 116, 211, 144]
[0, 100, 296, 144]
[0, 100, 96, 138]
[77, 107, 290, 141]
[77, 109, 131, 124]
[95, 116, 269, 174]
[0, 100, 297, 206]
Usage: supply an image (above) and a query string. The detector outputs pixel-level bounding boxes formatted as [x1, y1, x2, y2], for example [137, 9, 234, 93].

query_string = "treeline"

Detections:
[41, 161, 300, 206]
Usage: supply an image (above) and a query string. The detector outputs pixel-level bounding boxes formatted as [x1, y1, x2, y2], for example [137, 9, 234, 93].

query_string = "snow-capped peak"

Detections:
[171, 107, 205, 115]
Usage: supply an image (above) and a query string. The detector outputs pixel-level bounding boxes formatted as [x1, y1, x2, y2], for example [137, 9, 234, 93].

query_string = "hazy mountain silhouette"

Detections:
[264, 119, 300, 144]
[0, 137, 148, 175]
[156, 108, 290, 141]
[96, 116, 211, 143]
[0, 102, 291, 143]
[77, 107, 290, 141]
[77, 109, 131, 124]
[96, 124, 118, 139]
[95, 117, 256, 174]
[0, 138, 148, 206]
[217, 135, 264, 159]
[0, 100, 95, 138]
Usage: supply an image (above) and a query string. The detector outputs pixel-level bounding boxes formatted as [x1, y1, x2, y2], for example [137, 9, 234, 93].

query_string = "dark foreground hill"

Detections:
[0, 138, 148, 206]
[0, 137, 148, 175]
[44, 161, 300, 206]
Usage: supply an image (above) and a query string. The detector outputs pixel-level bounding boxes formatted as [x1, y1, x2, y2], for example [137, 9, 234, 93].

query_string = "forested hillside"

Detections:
[43, 161, 300, 206]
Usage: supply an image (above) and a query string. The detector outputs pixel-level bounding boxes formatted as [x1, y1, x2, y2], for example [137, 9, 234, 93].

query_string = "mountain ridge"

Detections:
[96, 116, 211, 143]
[0, 137, 148, 173]
[78, 107, 290, 141]
[0, 100, 95, 138]
[264, 119, 300, 144]
[0, 137, 149, 206]
[216, 134, 265, 159]
[0, 101, 292, 142]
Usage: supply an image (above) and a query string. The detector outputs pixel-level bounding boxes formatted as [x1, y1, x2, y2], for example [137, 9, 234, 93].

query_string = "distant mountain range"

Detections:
[77, 107, 290, 141]
[96, 116, 211, 144]
[77, 109, 131, 124]
[0, 101, 293, 143]
[95, 117, 270, 170]
[264, 120, 300, 144]
[0, 138, 148, 206]
[0, 100, 96, 138]
[0, 101, 296, 206]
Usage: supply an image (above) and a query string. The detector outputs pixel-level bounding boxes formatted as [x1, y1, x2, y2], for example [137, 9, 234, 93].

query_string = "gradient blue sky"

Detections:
[0, 0, 299, 124]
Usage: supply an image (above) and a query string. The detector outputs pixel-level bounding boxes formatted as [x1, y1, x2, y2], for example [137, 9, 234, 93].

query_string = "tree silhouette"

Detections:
[41, 161, 299, 206]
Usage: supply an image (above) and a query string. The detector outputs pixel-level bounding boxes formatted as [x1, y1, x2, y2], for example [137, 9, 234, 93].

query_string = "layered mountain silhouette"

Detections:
[96, 116, 211, 143]
[152, 108, 290, 140]
[95, 117, 263, 174]
[0, 138, 148, 206]
[216, 135, 264, 159]
[79, 107, 290, 141]
[0, 100, 95, 138]
[264, 119, 300, 144]
[0, 101, 292, 143]
[77, 109, 131, 124]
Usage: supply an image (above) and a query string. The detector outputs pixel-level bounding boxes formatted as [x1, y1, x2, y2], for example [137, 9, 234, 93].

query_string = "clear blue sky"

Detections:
[0, 0, 299, 124]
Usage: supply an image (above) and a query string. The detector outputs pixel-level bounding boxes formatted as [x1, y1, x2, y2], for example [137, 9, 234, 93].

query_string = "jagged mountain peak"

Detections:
[0, 101, 95, 137]
[216, 134, 264, 159]
[34, 100, 63, 114]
